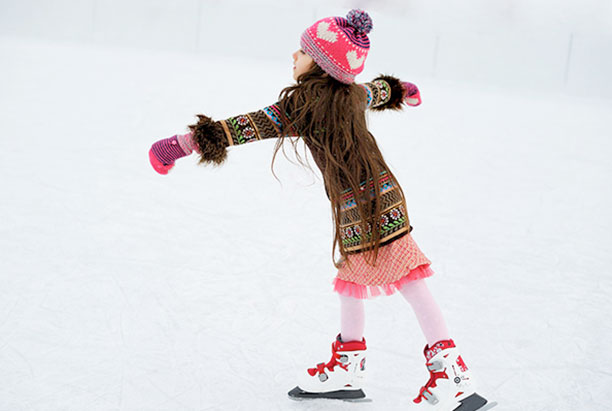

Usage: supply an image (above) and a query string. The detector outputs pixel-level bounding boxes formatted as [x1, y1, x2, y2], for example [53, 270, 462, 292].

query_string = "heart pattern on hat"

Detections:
[346, 50, 365, 69]
[301, 10, 372, 83]
[316, 21, 338, 43]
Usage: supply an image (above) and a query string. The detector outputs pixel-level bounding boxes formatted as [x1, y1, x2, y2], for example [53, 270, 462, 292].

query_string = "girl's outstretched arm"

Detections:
[359, 74, 422, 110]
[149, 102, 287, 174]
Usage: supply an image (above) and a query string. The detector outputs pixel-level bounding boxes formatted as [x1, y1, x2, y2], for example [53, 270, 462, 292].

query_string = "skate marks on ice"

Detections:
[288, 395, 373, 404]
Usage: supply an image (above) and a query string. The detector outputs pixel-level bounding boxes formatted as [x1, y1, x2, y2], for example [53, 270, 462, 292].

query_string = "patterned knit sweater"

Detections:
[190, 75, 412, 255]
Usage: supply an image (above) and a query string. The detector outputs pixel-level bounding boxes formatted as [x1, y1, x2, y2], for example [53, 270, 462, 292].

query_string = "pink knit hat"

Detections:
[300, 9, 373, 84]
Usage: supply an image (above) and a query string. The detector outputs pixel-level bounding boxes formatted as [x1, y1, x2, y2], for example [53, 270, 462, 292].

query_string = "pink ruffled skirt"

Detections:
[333, 233, 434, 299]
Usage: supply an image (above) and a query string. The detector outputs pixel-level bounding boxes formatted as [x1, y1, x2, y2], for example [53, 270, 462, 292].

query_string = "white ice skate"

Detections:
[288, 334, 367, 401]
[409, 339, 497, 411]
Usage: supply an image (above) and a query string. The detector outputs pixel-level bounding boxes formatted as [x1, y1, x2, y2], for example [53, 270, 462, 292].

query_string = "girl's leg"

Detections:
[399, 278, 450, 346]
[339, 294, 365, 342]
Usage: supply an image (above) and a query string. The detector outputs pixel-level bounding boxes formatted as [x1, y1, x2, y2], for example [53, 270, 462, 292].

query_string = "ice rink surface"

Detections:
[1, 36, 611, 410]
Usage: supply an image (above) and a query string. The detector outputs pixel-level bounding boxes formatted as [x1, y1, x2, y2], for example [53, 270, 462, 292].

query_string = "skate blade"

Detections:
[453, 393, 497, 411]
[288, 386, 370, 402]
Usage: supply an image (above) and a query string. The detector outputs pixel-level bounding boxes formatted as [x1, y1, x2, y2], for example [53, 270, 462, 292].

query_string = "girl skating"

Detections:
[149, 9, 495, 410]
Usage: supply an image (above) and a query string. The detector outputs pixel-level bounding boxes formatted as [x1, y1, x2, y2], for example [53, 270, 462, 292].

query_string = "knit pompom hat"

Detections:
[300, 9, 373, 84]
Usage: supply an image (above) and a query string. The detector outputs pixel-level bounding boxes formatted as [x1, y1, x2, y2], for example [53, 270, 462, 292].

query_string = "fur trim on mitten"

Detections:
[371, 74, 405, 111]
[188, 114, 229, 166]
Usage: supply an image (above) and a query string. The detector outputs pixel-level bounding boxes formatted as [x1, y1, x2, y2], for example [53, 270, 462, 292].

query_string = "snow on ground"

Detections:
[1, 36, 611, 410]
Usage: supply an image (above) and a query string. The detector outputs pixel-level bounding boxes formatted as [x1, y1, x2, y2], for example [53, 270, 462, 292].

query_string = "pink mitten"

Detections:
[149, 132, 197, 175]
[401, 82, 422, 107]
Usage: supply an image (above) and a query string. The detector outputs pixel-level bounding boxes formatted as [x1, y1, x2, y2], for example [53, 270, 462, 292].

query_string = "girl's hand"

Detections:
[401, 82, 422, 107]
[149, 133, 194, 175]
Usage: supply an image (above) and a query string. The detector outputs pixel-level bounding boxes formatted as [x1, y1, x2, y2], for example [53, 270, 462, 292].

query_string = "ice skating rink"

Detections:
[1, 19, 611, 411]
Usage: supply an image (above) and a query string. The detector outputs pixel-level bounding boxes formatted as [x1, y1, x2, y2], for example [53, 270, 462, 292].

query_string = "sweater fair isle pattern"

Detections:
[214, 77, 410, 255]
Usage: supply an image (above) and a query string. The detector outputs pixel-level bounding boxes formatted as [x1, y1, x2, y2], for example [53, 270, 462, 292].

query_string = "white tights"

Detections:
[339, 279, 450, 345]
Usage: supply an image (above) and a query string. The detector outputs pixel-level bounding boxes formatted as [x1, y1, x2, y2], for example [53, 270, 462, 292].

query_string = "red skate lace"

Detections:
[413, 363, 448, 404]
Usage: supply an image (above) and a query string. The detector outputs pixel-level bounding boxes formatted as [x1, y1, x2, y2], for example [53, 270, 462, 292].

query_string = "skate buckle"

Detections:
[427, 361, 443, 372]
[423, 390, 439, 405]
[414, 367, 449, 404]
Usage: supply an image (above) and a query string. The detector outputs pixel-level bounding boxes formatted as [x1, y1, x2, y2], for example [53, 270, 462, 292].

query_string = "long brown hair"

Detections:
[270, 63, 407, 270]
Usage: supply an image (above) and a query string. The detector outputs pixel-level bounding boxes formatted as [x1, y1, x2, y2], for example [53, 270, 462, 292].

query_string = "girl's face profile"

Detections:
[292, 48, 314, 80]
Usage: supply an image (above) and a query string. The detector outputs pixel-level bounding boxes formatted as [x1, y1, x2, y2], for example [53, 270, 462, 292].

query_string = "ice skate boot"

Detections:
[410, 339, 496, 410]
[288, 334, 367, 401]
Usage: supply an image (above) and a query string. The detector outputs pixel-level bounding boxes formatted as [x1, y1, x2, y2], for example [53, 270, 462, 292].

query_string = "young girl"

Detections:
[149, 9, 494, 411]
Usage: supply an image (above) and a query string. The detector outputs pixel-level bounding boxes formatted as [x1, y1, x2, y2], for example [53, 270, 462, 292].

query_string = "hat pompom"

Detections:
[346, 9, 373, 35]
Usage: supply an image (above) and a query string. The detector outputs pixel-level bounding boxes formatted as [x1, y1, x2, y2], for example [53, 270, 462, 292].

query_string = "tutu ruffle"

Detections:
[332, 264, 435, 299]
